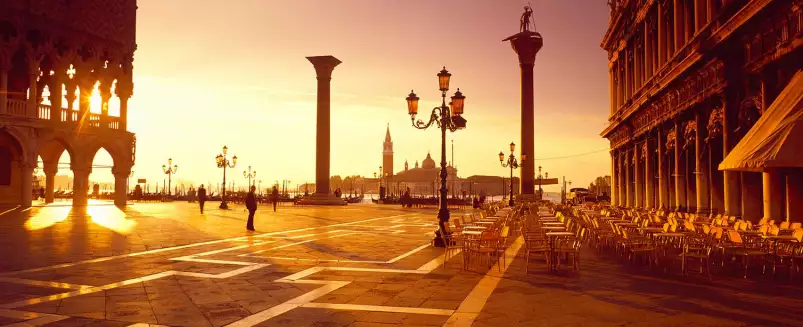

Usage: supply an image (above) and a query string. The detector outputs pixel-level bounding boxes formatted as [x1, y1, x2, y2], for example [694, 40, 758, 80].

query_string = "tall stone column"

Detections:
[50, 73, 64, 122]
[65, 82, 77, 122]
[609, 68, 615, 115]
[633, 145, 643, 207]
[762, 169, 784, 222]
[673, 0, 685, 54]
[619, 153, 626, 205]
[27, 59, 40, 118]
[741, 172, 763, 222]
[20, 164, 34, 209]
[505, 30, 543, 201]
[100, 78, 112, 128]
[657, 1, 666, 66]
[722, 92, 741, 217]
[43, 161, 58, 203]
[695, 113, 710, 214]
[625, 150, 632, 207]
[657, 128, 668, 209]
[644, 23, 653, 79]
[113, 170, 130, 207]
[72, 167, 91, 206]
[610, 152, 618, 206]
[0, 66, 8, 114]
[644, 141, 655, 209]
[674, 122, 687, 211]
[300, 56, 345, 206]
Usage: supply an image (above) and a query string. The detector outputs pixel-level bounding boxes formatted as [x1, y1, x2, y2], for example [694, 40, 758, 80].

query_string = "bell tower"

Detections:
[383, 124, 394, 180]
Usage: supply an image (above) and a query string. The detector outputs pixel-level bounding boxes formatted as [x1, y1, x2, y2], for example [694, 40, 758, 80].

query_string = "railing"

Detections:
[6, 99, 27, 116]
[3, 99, 123, 131]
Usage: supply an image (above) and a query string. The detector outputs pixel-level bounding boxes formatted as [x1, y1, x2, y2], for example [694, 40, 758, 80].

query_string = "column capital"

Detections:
[115, 79, 134, 99]
[307, 56, 342, 79]
[505, 31, 543, 65]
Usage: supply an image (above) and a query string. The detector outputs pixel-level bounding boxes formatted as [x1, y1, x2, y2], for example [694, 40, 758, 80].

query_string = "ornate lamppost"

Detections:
[162, 158, 178, 196]
[406, 67, 467, 243]
[537, 166, 549, 200]
[215, 145, 237, 209]
[243, 166, 257, 189]
[499, 142, 525, 207]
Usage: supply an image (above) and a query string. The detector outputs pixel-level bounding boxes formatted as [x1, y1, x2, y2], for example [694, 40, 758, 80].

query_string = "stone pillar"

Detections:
[787, 171, 803, 223]
[43, 161, 57, 203]
[50, 72, 63, 122]
[695, 0, 707, 31]
[624, 51, 631, 100]
[65, 82, 77, 123]
[113, 169, 130, 207]
[300, 56, 345, 206]
[0, 66, 7, 114]
[609, 68, 615, 115]
[99, 78, 112, 128]
[117, 80, 132, 131]
[611, 152, 618, 206]
[721, 90, 741, 217]
[27, 59, 40, 118]
[674, 122, 687, 211]
[673, 0, 685, 54]
[645, 141, 655, 209]
[741, 172, 763, 222]
[644, 23, 653, 79]
[72, 167, 91, 206]
[657, 129, 669, 209]
[506, 31, 543, 201]
[657, 2, 667, 66]
[695, 114, 710, 214]
[20, 164, 34, 209]
[633, 145, 643, 207]
[762, 169, 784, 222]
[625, 150, 633, 207]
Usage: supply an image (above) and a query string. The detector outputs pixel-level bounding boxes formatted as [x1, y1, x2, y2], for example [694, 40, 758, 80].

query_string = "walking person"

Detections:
[271, 185, 279, 212]
[198, 184, 207, 214]
[246, 185, 257, 231]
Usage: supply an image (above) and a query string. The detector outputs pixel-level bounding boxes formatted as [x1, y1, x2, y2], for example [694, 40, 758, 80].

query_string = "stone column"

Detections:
[43, 161, 58, 203]
[611, 151, 619, 205]
[27, 59, 40, 118]
[762, 169, 784, 222]
[674, 122, 687, 211]
[722, 91, 741, 217]
[695, 113, 710, 214]
[657, 129, 668, 209]
[624, 51, 631, 100]
[741, 172, 763, 222]
[113, 169, 130, 207]
[657, 1, 667, 66]
[116, 80, 132, 131]
[625, 150, 632, 207]
[72, 167, 91, 206]
[787, 171, 803, 223]
[99, 78, 112, 128]
[301, 56, 345, 206]
[506, 31, 543, 200]
[695, 0, 707, 31]
[634, 145, 643, 207]
[0, 66, 7, 114]
[644, 23, 653, 80]
[65, 82, 77, 122]
[20, 163, 34, 209]
[609, 68, 615, 115]
[50, 72, 63, 123]
[645, 140, 655, 209]
[673, 0, 685, 54]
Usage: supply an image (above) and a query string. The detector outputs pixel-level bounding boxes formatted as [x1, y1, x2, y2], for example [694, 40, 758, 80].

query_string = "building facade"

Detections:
[602, 0, 803, 222]
[0, 0, 137, 207]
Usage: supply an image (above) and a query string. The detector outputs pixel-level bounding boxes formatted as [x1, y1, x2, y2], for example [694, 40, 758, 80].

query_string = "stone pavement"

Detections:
[0, 203, 801, 326]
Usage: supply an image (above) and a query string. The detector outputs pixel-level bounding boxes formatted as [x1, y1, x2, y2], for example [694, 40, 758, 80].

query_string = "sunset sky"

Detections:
[74, 0, 612, 192]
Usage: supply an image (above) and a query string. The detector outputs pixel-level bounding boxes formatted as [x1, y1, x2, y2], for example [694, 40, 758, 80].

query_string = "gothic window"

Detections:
[0, 147, 11, 185]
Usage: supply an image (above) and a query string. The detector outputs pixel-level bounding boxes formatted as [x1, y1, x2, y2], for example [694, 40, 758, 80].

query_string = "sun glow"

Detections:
[86, 200, 137, 235]
[24, 204, 71, 231]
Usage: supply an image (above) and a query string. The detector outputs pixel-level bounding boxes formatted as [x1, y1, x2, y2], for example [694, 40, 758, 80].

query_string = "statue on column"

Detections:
[520, 6, 534, 32]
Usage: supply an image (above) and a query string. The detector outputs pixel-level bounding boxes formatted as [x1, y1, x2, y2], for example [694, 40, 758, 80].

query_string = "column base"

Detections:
[297, 193, 347, 206]
[518, 194, 537, 203]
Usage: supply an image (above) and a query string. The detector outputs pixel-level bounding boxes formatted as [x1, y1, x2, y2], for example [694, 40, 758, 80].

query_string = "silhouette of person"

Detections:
[39, 187, 45, 201]
[246, 185, 257, 231]
[271, 185, 279, 212]
[198, 184, 207, 213]
[520, 6, 533, 32]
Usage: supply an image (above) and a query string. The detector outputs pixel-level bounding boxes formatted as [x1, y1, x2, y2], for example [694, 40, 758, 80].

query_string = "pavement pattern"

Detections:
[0, 202, 801, 327]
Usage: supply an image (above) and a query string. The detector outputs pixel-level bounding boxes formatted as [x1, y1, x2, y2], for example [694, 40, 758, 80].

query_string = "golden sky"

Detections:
[61, 0, 613, 193]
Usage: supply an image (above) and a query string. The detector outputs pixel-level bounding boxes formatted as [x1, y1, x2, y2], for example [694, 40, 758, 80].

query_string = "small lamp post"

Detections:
[215, 145, 237, 209]
[162, 158, 178, 196]
[243, 166, 256, 189]
[406, 67, 467, 246]
[500, 142, 525, 207]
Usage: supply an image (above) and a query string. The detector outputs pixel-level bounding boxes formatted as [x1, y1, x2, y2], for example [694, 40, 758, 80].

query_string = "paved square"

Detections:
[1, 203, 802, 327]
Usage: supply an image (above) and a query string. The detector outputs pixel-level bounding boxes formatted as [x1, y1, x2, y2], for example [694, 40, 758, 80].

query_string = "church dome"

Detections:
[422, 152, 436, 169]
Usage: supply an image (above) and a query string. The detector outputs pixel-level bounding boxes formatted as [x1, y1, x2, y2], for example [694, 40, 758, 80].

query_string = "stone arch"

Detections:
[36, 132, 76, 165]
[80, 137, 130, 172]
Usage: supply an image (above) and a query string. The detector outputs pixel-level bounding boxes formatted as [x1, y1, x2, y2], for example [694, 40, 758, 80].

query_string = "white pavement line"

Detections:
[0, 308, 69, 325]
[0, 206, 20, 217]
[126, 324, 171, 327]
[2, 314, 69, 326]
[0, 214, 418, 277]
[244, 232, 359, 256]
[301, 303, 454, 315]
[0, 277, 93, 290]
[226, 250, 452, 327]
[387, 243, 431, 263]
[441, 236, 524, 327]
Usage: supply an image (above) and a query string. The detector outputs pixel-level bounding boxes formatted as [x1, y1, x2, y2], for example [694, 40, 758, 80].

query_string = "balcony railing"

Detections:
[3, 99, 122, 130]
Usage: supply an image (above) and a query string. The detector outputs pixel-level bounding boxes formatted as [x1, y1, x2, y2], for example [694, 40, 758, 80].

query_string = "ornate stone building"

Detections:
[602, 0, 803, 222]
[0, 0, 137, 207]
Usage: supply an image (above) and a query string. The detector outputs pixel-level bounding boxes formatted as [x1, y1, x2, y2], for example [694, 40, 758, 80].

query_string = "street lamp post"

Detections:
[406, 67, 467, 245]
[537, 166, 549, 200]
[243, 166, 257, 189]
[499, 142, 525, 207]
[215, 145, 238, 209]
[162, 158, 178, 196]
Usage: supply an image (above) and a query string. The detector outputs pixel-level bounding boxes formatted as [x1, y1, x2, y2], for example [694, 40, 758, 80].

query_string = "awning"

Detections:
[719, 70, 803, 172]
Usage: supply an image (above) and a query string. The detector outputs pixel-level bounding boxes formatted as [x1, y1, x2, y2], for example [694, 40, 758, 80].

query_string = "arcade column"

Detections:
[504, 31, 543, 201]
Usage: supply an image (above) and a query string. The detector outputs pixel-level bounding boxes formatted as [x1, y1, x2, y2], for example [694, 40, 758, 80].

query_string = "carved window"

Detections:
[0, 147, 11, 185]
